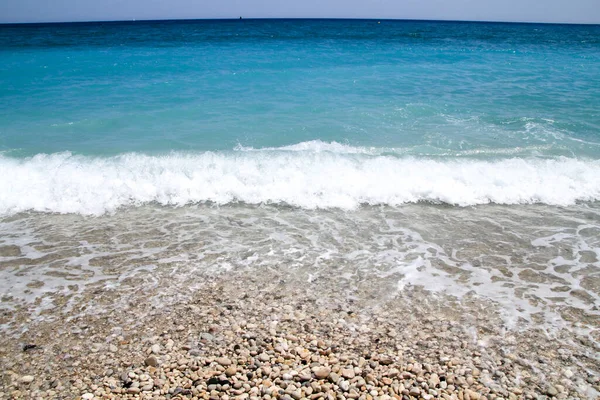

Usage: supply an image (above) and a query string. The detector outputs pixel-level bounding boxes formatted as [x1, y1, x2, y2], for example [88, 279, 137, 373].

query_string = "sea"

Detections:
[0, 19, 599, 339]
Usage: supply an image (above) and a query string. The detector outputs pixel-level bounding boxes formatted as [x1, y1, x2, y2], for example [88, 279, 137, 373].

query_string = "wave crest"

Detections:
[1, 150, 599, 215]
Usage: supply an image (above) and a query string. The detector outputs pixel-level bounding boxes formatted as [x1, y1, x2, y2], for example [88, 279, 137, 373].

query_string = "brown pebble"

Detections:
[145, 355, 159, 367]
[379, 356, 393, 365]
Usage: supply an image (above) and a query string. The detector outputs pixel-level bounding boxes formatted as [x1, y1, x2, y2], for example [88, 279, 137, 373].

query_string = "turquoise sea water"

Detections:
[1, 21, 600, 341]
[1, 20, 600, 156]
[1, 20, 600, 213]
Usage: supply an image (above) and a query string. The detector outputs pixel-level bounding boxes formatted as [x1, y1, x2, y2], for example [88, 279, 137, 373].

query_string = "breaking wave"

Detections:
[1, 145, 600, 215]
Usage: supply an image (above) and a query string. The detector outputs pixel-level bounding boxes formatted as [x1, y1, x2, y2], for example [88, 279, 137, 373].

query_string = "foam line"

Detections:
[1, 150, 599, 215]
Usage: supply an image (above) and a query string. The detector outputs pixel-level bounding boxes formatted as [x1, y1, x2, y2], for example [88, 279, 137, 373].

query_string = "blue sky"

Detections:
[1, 0, 599, 24]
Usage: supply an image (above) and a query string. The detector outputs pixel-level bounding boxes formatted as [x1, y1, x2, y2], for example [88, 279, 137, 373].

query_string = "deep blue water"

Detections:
[0, 19, 599, 214]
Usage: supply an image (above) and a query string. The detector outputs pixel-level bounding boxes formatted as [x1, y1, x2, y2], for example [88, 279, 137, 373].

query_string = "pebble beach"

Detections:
[1, 263, 599, 400]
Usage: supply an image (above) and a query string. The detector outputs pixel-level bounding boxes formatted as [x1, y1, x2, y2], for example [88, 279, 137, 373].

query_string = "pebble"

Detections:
[144, 355, 159, 367]
[429, 373, 440, 387]
[341, 368, 355, 379]
[81, 394, 94, 399]
[546, 386, 559, 396]
[563, 369, 574, 379]
[217, 357, 232, 366]
[19, 376, 34, 384]
[339, 380, 350, 391]
[298, 370, 312, 381]
[313, 367, 331, 380]
[329, 372, 340, 383]
[379, 356, 394, 365]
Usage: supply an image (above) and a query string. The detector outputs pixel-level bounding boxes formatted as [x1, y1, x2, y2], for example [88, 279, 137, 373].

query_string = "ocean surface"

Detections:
[0, 20, 599, 338]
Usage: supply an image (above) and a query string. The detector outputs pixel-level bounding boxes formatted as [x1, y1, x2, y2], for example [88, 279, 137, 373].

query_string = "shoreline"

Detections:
[2, 15, 600, 400]
[1, 266, 599, 400]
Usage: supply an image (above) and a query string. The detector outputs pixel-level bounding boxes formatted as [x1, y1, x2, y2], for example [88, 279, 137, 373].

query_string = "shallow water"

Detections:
[1, 203, 598, 341]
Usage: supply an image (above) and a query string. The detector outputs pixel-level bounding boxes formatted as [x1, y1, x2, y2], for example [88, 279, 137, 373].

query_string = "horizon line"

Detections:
[1, 17, 599, 27]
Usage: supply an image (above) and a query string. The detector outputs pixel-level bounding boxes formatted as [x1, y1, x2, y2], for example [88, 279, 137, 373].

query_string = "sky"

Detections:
[1, 0, 599, 24]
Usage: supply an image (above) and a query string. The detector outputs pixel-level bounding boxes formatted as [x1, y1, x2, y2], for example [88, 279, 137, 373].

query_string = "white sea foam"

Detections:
[235, 139, 383, 154]
[1, 149, 600, 215]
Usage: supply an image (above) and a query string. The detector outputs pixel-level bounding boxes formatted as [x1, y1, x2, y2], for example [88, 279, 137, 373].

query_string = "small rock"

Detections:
[217, 357, 232, 366]
[81, 394, 94, 400]
[409, 387, 421, 397]
[339, 380, 350, 391]
[127, 387, 141, 394]
[151, 344, 161, 354]
[313, 367, 331, 380]
[341, 368, 355, 379]
[145, 355, 159, 367]
[226, 366, 237, 376]
[20, 376, 34, 384]
[329, 372, 340, 383]
[379, 356, 393, 365]
[298, 370, 312, 381]
[546, 386, 559, 396]
[297, 348, 311, 359]
[428, 373, 440, 387]
[563, 369, 574, 379]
